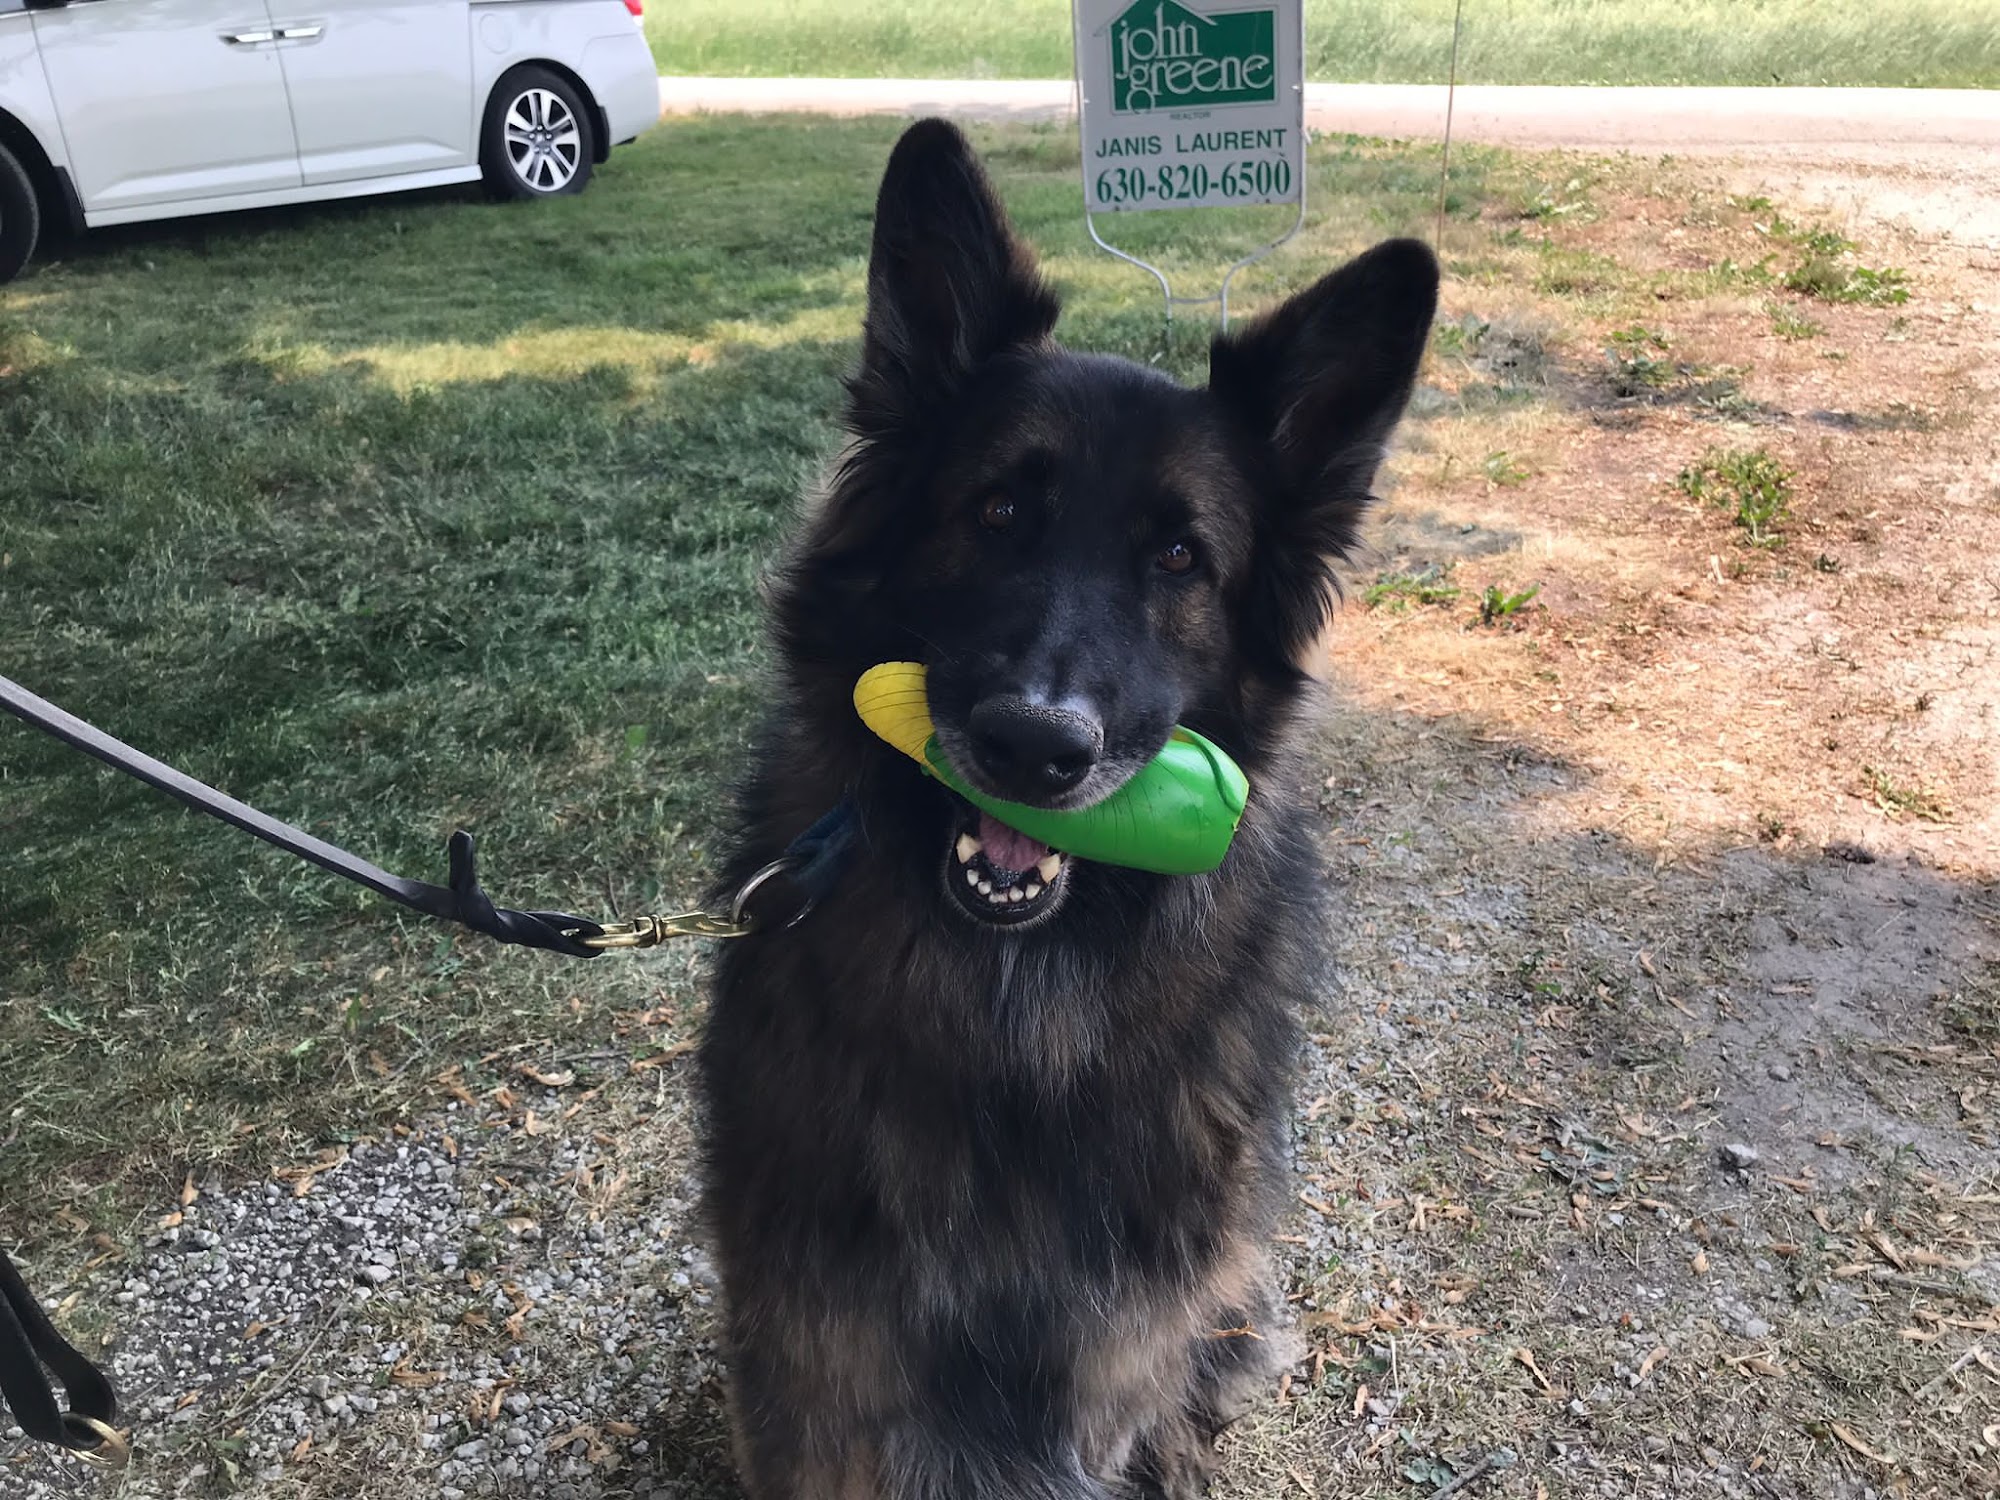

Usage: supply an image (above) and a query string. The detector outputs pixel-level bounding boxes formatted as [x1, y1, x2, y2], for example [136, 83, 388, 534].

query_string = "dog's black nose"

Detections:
[967, 697, 1102, 801]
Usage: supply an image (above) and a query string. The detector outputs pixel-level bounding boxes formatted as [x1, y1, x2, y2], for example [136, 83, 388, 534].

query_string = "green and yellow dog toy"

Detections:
[853, 663, 1248, 876]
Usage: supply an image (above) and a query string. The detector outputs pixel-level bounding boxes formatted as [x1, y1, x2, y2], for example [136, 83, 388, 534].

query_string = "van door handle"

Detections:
[223, 28, 276, 44]
[277, 24, 323, 39]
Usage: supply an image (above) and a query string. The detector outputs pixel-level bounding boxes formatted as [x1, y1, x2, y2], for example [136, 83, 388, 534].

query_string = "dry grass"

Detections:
[1214, 155, 2000, 1499]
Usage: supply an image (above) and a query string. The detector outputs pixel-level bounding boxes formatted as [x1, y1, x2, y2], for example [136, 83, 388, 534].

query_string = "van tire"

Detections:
[480, 66, 595, 201]
[0, 143, 40, 284]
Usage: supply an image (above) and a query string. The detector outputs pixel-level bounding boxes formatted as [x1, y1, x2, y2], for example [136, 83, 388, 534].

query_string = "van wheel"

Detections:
[0, 144, 41, 284]
[480, 67, 595, 201]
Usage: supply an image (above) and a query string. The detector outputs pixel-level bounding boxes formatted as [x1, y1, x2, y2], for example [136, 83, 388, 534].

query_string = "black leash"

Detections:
[1, 670, 858, 1465]
[0, 1246, 126, 1468]
[2, 673, 606, 957]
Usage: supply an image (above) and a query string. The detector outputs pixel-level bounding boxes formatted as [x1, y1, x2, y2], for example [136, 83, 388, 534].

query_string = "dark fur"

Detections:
[697, 120, 1438, 1499]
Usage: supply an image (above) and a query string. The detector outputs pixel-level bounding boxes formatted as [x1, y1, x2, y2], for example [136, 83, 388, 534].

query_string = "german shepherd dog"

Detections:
[698, 120, 1437, 1498]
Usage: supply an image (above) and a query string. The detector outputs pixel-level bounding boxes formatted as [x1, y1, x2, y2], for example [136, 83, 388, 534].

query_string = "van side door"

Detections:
[30, 0, 302, 216]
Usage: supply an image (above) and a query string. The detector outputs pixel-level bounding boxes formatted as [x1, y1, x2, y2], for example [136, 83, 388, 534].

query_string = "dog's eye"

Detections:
[979, 495, 1017, 531]
[1156, 540, 1200, 576]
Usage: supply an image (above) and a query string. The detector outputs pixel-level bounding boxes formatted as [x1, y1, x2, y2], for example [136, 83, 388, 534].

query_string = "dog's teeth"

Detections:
[955, 834, 980, 864]
[1008, 887, 1024, 903]
[965, 868, 980, 888]
[1024, 883, 1042, 899]
[987, 889, 1008, 904]
[977, 880, 993, 896]
[1035, 854, 1062, 882]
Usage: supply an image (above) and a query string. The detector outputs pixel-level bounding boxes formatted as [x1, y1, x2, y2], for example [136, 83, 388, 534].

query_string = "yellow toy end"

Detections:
[853, 661, 936, 765]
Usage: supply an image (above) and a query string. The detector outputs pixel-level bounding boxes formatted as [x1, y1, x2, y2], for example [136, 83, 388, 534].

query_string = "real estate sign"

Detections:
[1075, 0, 1304, 214]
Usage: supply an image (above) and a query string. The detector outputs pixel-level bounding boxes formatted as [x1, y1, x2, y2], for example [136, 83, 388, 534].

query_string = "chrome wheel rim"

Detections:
[504, 88, 581, 191]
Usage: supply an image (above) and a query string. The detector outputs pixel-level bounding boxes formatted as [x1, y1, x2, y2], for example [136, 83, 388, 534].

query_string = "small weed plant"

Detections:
[1785, 256, 1910, 305]
[1478, 583, 1542, 626]
[1606, 325, 1675, 393]
[1678, 447, 1794, 546]
[1768, 304, 1824, 340]
[1364, 565, 1462, 613]
[1864, 766, 1952, 823]
[1433, 314, 1491, 360]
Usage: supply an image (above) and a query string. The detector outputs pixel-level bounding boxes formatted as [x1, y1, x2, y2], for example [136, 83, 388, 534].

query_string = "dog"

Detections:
[697, 118, 1437, 1499]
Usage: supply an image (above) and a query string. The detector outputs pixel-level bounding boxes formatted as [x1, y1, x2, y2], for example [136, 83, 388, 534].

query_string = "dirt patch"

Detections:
[1718, 853, 2000, 1187]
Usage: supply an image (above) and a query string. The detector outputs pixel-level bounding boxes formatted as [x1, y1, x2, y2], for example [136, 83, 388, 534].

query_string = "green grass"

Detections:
[0, 117, 1501, 1222]
[647, 0, 2000, 88]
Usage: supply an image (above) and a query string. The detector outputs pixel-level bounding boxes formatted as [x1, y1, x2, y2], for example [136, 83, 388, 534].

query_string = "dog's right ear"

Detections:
[848, 119, 1060, 437]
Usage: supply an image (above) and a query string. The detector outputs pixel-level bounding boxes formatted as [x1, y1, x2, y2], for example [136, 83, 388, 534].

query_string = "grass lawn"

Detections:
[6, 118, 1999, 1497]
[0, 116, 1460, 1220]
[648, 0, 2000, 89]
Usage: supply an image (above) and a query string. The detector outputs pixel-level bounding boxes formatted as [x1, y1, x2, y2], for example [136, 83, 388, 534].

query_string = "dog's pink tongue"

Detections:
[977, 812, 1048, 874]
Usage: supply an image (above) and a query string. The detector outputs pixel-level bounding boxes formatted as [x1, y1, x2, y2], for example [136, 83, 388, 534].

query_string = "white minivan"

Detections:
[0, 0, 661, 282]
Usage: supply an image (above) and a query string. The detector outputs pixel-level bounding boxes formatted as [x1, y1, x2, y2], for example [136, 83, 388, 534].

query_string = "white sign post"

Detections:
[1072, 0, 1305, 326]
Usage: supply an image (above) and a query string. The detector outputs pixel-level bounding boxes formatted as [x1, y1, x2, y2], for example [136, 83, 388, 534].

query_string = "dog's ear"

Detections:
[848, 119, 1060, 436]
[1209, 238, 1440, 668]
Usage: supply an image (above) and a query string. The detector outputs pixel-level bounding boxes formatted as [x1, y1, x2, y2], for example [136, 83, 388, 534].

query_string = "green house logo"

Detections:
[1108, 0, 1277, 114]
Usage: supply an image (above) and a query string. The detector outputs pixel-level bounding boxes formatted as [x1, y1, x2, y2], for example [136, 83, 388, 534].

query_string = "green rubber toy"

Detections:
[853, 662, 1248, 876]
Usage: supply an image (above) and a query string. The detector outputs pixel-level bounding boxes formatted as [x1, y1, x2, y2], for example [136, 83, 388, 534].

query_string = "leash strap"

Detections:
[1, 673, 605, 957]
[0, 1245, 125, 1467]
[0, 675, 859, 1465]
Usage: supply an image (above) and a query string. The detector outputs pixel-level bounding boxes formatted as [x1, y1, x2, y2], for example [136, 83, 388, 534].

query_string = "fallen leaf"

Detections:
[1868, 1232, 1910, 1271]
[1512, 1347, 1556, 1396]
[1638, 1345, 1670, 1381]
[630, 1041, 695, 1071]
[1830, 1422, 1892, 1466]
[390, 1355, 443, 1388]
[519, 1064, 576, 1089]
[179, 1172, 199, 1209]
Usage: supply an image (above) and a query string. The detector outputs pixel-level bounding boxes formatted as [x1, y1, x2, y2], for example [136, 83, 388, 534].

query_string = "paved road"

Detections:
[659, 79, 1998, 150]
[657, 79, 2000, 247]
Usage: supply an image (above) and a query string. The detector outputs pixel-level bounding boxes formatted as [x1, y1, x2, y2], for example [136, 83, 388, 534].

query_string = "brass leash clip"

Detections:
[65, 1416, 131, 1471]
[580, 910, 752, 949]
[571, 855, 809, 951]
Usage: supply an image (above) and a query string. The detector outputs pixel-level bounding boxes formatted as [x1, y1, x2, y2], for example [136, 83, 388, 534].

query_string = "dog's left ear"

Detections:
[848, 119, 1061, 437]
[1209, 238, 1440, 668]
